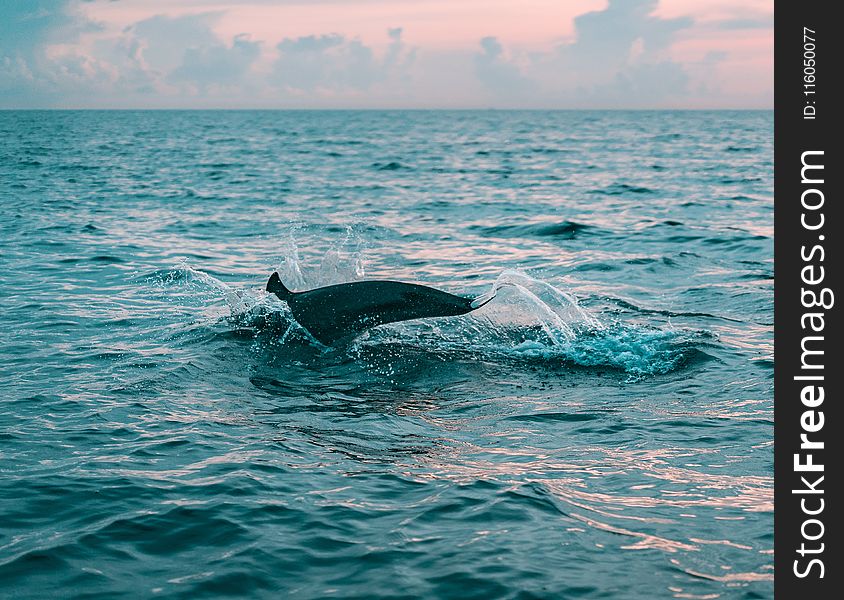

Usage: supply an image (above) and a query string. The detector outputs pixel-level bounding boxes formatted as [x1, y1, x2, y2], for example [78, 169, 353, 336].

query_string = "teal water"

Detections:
[0, 111, 773, 599]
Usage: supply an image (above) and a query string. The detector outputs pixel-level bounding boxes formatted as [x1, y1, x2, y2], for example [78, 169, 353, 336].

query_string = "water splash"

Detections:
[146, 261, 265, 316]
[273, 224, 368, 290]
[147, 257, 707, 380]
[359, 270, 702, 379]
[478, 269, 603, 338]
[159, 258, 705, 379]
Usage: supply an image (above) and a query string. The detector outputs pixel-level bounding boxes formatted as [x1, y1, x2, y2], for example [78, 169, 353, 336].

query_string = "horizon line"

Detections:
[0, 106, 774, 112]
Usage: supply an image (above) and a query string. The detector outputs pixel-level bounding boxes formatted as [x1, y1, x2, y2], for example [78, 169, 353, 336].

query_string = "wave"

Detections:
[589, 183, 656, 196]
[470, 220, 596, 240]
[371, 161, 411, 171]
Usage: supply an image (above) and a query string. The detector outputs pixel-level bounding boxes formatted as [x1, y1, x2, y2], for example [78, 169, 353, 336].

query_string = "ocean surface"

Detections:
[0, 110, 773, 599]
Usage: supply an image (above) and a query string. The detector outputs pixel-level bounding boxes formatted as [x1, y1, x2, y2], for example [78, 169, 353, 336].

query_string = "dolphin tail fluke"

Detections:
[470, 292, 495, 310]
[469, 281, 517, 310]
[266, 272, 292, 299]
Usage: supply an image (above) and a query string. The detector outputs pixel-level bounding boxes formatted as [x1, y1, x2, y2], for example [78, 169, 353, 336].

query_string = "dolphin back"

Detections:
[280, 279, 477, 345]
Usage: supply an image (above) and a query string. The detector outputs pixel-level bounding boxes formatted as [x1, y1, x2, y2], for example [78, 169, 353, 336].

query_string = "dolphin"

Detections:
[266, 272, 494, 345]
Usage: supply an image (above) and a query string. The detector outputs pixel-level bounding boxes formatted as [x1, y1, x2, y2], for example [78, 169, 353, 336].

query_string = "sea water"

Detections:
[0, 110, 773, 598]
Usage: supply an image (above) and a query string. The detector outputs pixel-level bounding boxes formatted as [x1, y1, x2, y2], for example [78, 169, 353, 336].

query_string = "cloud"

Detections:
[0, 0, 104, 105]
[168, 33, 261, 89]
[551, 0, 695, 105]
[272, 29, 413, 94]
[0, 0, 770, 108]
[273, 34, 374, 91]
[1, 3, 415, 107]
[384, 27, 413, 71]
[473, 36, 534, 101]
[120, 13, 266, 99]
[2, 7, 266, 106]
[0, 1, 99, 56]
[471, 0, 696, 107]
[128, 12, 223, 76]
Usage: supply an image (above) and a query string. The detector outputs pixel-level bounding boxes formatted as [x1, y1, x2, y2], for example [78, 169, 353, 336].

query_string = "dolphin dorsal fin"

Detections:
[266, 272, 292, 299]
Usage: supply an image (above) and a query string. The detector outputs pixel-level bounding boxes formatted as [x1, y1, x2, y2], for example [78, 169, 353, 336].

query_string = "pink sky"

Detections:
[84, 0, 604, 50]
[3, 0, 773, 108]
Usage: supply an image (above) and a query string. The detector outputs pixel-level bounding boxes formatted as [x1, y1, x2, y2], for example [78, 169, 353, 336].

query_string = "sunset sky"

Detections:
[1, 0, 773, 109]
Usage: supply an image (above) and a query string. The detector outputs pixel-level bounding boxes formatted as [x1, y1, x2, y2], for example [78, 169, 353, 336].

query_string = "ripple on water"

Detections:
[0, 110, 773, 599]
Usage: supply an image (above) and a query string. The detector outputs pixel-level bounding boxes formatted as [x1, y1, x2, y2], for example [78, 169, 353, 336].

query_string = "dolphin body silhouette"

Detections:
[266, 272, 493, 345]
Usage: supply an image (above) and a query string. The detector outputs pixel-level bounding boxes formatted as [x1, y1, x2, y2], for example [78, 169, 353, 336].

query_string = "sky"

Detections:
[0, 0, 773, 109]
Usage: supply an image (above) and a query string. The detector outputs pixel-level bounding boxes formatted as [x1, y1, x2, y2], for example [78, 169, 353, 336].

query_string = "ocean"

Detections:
[0, 110, 773, 598]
